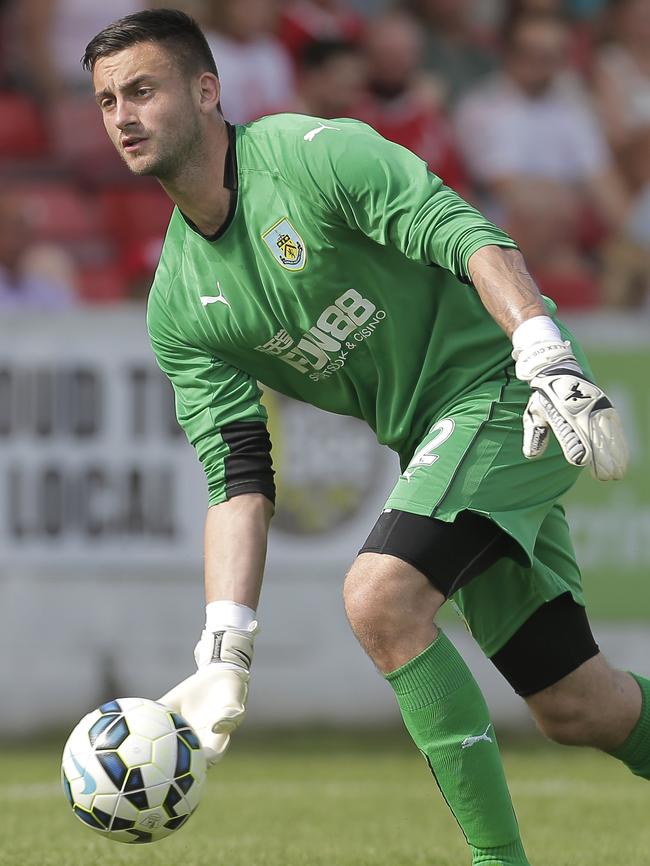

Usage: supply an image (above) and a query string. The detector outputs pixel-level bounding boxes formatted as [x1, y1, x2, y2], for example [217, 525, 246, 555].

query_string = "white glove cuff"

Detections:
[195, 621, 258, 670]
[205, 600, 256, 631]
[511, 316, 562, 357]
[514, 340, 581, 381]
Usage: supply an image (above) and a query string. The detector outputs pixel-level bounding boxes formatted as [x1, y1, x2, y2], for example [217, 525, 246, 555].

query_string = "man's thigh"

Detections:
[457, 503, 599, 695]
[453, 503, 588, 657]
[362, 375, 595, 688]
[359, 501, 599, 696]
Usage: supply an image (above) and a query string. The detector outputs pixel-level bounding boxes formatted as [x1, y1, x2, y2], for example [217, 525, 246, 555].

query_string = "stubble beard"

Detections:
[122, 113, 202, 182]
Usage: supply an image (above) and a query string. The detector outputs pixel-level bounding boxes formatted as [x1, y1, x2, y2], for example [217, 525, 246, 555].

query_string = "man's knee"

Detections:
[343, 552, 444, 669]
[343, 552, 442, 634]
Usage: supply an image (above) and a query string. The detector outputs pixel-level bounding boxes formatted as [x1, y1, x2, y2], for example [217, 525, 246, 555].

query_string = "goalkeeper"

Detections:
[85, 10, 644, 866]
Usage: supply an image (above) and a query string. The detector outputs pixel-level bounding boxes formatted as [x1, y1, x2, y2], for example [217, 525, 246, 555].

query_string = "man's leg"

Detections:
[344, 548, 530, 866]
[524, 653, 645, 755]
[347, 374, 580, 864]
[485, 586, 650, 783]
[477, 512, 650, 775]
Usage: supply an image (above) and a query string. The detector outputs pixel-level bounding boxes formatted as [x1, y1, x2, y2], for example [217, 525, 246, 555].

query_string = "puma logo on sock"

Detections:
[461, 724, 493, 749]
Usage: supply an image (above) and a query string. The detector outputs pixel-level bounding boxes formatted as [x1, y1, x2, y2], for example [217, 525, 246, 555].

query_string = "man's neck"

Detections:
[160, 120, 232, 237]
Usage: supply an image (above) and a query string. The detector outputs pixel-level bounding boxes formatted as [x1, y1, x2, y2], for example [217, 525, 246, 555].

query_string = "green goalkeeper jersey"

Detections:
[147, 114, 520, 505]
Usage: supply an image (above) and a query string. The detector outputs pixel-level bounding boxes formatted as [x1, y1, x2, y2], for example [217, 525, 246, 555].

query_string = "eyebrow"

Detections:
[95, 75, 155, 103]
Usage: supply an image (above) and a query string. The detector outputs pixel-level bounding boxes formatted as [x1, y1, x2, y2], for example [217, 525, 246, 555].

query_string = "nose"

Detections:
[114, 98, 138, 131]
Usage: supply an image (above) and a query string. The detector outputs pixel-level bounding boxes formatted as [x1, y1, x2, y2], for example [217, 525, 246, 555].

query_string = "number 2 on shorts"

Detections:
[402, 418, 455, 481]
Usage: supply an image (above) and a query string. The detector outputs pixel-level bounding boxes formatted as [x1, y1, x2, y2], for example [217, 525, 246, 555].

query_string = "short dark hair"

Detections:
[82, 8, 218, 78]
[300, 39, 359, 72]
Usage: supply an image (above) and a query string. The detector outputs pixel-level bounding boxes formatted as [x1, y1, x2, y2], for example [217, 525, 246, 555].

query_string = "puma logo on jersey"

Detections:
[304, 122, 340, 142]
[461, 725, 493, 749]
[201, 282, 230, 308]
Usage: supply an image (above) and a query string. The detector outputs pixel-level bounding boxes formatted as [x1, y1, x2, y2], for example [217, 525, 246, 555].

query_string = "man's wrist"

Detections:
[205, 600, 256, 631]
[511, 316, 562, 358]
[196, 602, 258, 670]
[510, 317, 583, 381]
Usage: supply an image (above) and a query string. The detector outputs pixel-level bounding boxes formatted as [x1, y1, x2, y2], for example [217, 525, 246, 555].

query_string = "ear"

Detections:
[197, 72, 221, 114]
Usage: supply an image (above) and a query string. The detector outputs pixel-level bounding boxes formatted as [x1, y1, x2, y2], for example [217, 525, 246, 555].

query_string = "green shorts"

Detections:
[384, 371, 585, 658]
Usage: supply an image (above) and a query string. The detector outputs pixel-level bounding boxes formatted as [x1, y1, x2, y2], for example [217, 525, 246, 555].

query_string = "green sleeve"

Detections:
[298, 120, 517, 281]
[147, 314, 269, 507]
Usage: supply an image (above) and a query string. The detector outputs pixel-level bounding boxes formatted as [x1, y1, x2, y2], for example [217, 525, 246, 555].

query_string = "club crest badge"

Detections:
[261, 217, 307, 271]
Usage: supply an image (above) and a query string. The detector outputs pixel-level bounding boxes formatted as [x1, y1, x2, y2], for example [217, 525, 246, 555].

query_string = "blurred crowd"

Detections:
[1, 0, 650, 310]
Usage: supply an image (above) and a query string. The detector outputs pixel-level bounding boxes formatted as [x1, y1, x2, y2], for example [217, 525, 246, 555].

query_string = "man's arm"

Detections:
[466, 245, 547, 338]
[467, 245, 628, 480]
[303, 122, 627, 480]
[158, 494, 273, 765]
[147, 307, 276, 762]
[159, 493, 274, 766]
[204, 493, 274, 607]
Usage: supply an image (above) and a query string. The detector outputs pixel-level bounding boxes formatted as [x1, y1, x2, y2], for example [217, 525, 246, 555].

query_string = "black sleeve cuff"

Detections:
[222, 421, 275, 504]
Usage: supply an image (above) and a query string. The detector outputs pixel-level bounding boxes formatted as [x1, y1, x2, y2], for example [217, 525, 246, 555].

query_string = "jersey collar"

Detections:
[180, 121, 238, 243]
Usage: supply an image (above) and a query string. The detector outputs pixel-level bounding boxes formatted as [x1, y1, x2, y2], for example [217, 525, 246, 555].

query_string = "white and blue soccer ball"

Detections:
[61, 697, 207, 844]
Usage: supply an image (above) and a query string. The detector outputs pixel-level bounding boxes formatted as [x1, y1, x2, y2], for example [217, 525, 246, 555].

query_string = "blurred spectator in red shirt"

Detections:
[356, 9, 466, 193]
[0, 192, 77, 309]
[287, 38, 367, 119]
[120, 235, 164, 302]
[202, 0, 295, 124]
[279, 0, 364, 65]
[400, 0, 498, 105]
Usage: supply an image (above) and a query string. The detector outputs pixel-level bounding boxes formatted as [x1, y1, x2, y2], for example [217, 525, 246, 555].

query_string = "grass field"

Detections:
[2, 729, 649, 866]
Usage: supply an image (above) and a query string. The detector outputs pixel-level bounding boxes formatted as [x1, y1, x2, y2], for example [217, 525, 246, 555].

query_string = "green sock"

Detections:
[609, 673, 650, 779]
[385, 631, 529, 866]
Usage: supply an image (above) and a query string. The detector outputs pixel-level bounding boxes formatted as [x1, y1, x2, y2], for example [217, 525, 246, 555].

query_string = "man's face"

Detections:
[93, 42, 203, 179]
[418, 0, 469, 28]
[365, 15, 423, 88]
[308, 53, 367, 117]
[221, 0, 279, 40]
[506, 20, 568, 97]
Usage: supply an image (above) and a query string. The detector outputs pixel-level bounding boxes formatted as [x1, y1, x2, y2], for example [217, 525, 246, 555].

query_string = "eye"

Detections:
[136, 87, 151, 98]
[100, 97, 114, 110]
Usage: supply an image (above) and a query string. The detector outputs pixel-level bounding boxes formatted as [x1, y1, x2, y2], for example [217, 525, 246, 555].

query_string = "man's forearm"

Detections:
[467, 246, 628, 480]
[204, 493, 274, 607]
[467, 246, 548, 339]
[160, 492, 273, 765]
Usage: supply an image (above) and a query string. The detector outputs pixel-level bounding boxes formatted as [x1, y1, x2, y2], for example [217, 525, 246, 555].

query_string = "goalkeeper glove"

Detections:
[159, 620, 257, 766]
[513, 338, 628, 481]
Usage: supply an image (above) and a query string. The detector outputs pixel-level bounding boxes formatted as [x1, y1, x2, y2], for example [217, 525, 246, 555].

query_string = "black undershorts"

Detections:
[359, 508, 599, 696]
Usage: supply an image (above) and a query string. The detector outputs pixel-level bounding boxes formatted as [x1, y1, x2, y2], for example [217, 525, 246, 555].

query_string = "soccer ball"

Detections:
[61, 697, 207, 844]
